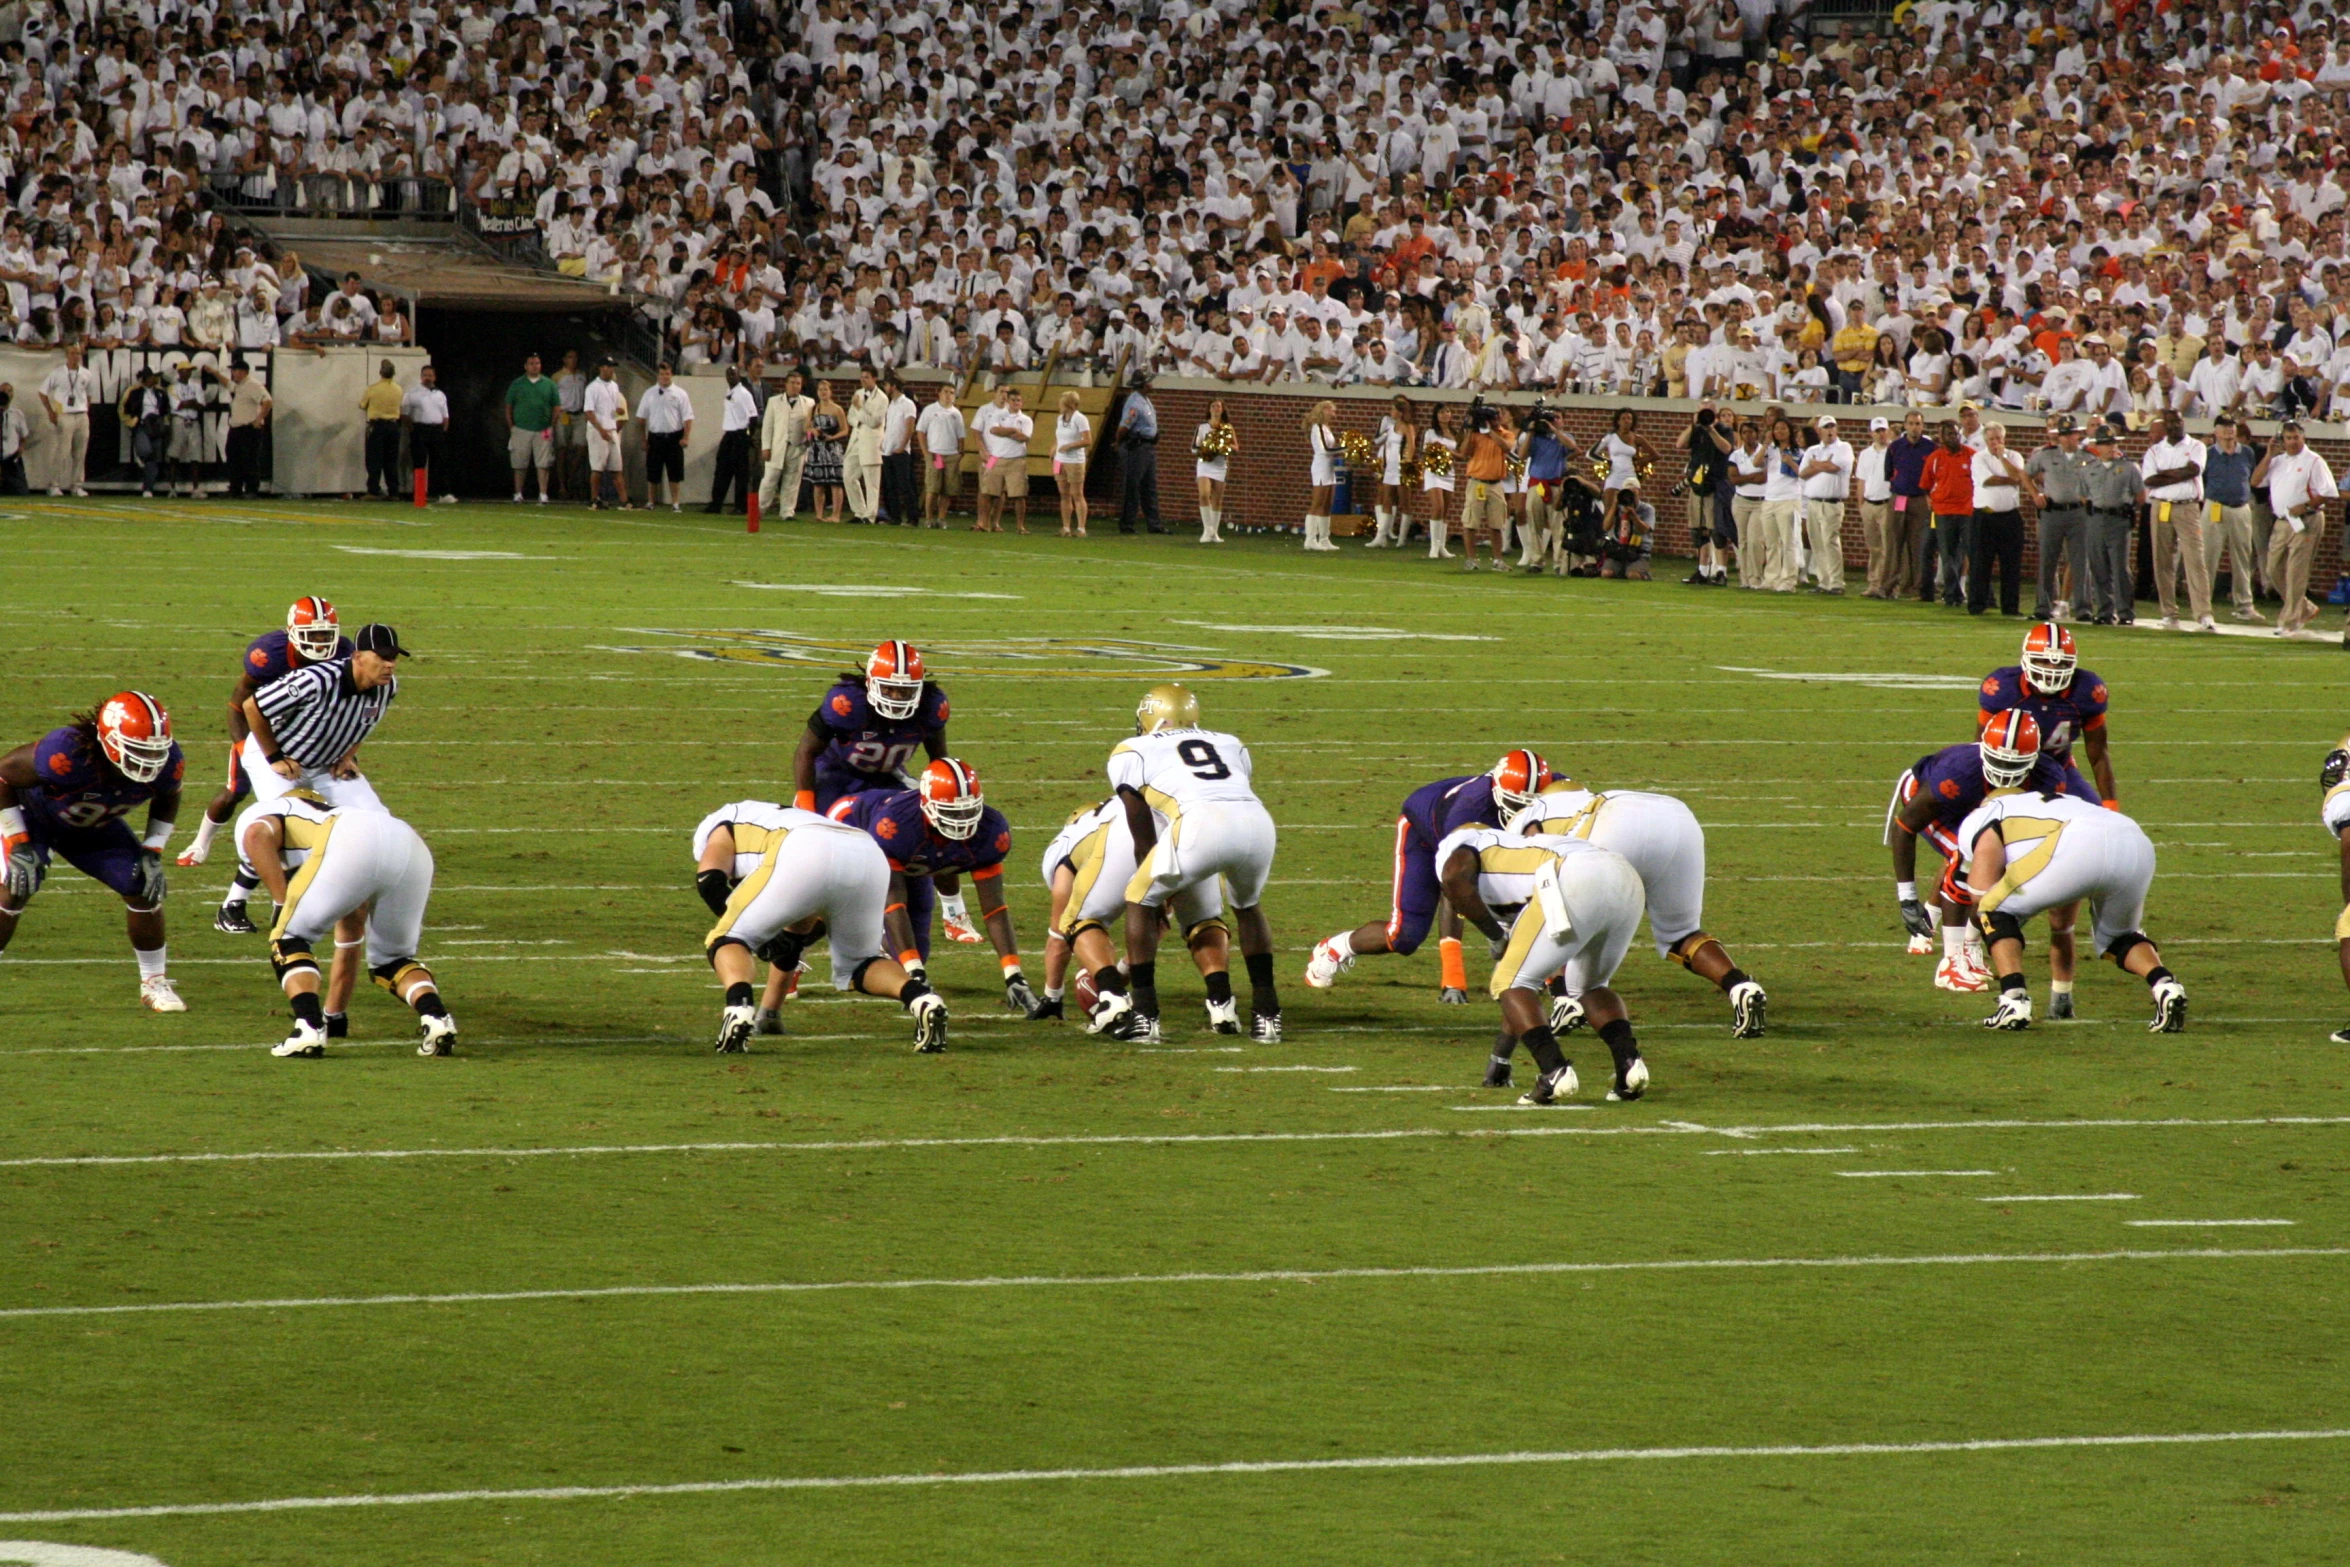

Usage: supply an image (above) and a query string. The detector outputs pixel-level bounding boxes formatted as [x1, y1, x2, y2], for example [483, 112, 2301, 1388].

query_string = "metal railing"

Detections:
[215, 175, 458, 220]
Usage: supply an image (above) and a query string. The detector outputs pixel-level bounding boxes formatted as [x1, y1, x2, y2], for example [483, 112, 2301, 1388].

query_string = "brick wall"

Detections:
[1087, 379, 2348, 590]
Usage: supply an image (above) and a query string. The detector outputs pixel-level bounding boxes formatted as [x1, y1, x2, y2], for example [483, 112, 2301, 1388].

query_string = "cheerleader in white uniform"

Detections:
[1302, 399, 1341, 551]
[1192, 399, 1235, 543]
[1370, 395, 1412, 548]
[1420, 403, 1459, 559]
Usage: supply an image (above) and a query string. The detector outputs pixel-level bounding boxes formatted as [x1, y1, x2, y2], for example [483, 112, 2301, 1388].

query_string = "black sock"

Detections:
[725, 981, 755, 1008]
[231, 868, 260, 893]
[1544, 974, 1567, 997]
[1092, 967, 1127, 995]
[1598, 1016, 1640, 1071]
[1520, 1023, 1567, 1074]
[1129, 961, 1158, 1018]
[1204, 970, 1233, 1005]
[289, 991, 324, 1027]
[1245, 951, 1279, 1015]
[1717, 966, 1750, 993]
[2000, 972, 2029, 994]
[898, 977, 933, 1008]
[323, 1011, 347, 1038]
[412, 990, 449, 1019]
[2144, 965, 2172, 988]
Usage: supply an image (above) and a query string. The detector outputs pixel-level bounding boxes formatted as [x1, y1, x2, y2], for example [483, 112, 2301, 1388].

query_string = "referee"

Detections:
[216, 624, 407, 933]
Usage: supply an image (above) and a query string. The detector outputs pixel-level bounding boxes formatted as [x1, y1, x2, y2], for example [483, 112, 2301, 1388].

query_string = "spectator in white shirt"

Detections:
[1798, 416, 1855, 594]
[1967, 422, 2033, 617]
[2139, 410, 2211, 630]
[914, 381, 966, 528]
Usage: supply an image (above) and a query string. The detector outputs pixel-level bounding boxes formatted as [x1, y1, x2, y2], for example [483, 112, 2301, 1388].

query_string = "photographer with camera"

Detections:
[1677, 402, 1735, 586]
[1456, 398, 1512, 573]
[1517, 402, 1571, 573]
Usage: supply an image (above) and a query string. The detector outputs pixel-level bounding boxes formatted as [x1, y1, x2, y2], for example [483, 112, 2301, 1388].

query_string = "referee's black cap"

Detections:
[355, 623, 409, 659]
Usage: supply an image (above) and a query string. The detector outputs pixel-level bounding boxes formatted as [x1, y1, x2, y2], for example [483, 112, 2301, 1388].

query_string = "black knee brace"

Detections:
[1976, 909, 2025, 948]
[850, 954, 885, 993]
[269, 935, 317, 982]
[2103, 931, 2155, 967]
[706, 935, 752, 966]
[1184, 916, 1230, 942]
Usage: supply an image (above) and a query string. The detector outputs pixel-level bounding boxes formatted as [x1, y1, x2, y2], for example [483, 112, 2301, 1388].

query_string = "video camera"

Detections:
[1466, 395, 1498, 434]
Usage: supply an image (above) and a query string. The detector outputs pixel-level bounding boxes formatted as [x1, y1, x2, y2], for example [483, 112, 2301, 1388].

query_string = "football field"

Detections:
[3, 496, 2347, 1566]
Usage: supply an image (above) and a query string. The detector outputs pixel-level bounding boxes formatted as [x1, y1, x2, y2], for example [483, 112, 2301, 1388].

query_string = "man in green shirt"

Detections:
[504, 352, 561, 503]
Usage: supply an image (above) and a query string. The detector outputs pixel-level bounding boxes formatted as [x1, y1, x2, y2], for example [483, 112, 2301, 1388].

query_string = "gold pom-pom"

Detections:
[1338, 430, 1375, 469]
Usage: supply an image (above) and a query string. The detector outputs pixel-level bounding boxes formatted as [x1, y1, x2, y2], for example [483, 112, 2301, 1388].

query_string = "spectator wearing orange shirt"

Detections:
[1389, 216, 1436, 279]
[1919, 421, 1977, 608]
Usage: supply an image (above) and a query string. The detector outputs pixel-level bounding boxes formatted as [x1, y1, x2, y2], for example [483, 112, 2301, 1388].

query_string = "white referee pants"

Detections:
[270, 810, 435, 970]
[240, 734, 385, 812]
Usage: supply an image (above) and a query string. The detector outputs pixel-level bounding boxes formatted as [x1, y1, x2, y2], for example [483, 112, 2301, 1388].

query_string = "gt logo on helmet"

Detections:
[96, 690, 174, 783]
[1489, 748, 1554, 814]
[1979, 711, 2042, 790]
[2020, 622, 2076, 696]
[918, 757, 986, 840]
[866, 639, 927, 720]
[288, 595, 341, 663]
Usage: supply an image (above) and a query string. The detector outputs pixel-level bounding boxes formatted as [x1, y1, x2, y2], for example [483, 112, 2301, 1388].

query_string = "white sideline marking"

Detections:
[1214, 1065, 1357, 1074]
[1330, 1085, 1472, 1093]
[2127, 1219, 2296, 1228]
[8, 1115, 2349, 1170]
[4, 1246, 2340, 1324]
[1705, 1148, 1857, 1157]
[1979, 1194, 2140, 1203]
[1131, 1046, 1245, 1054]
[1837, 1170, 2001, 1178]
[329, 546, 541, 560]
[1449, 1104, 1593, 1113]
[4, 1427, 2344, 1523]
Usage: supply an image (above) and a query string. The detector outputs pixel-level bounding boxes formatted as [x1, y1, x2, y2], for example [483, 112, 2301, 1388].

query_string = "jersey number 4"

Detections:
[1178, 738, 1230, 780]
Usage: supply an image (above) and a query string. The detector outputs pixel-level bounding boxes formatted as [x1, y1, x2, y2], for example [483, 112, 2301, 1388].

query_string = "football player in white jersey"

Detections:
[1038, 796, 1238, 1031]
[1436, 824, 1651, 1105]
[700, 804, 947, 1055]
[2325, 737, 2350, 1043]
[1958, 788, 2184, 1032]
[1503, 780, 1767, 1038]
[1081, 683, 1282, 1043]
[238, 791, 455, 1059]
[695, 800, 809, 1036]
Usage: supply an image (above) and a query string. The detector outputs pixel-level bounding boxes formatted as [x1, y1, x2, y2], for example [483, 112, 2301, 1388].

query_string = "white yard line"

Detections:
[2126, 1219, 2296, 1228]
[2, 1245, 2339, 1325]
[3, 1426, 2343, 1524]
[1705, 1147, 1858, 1156]
[1837, 1170, 2001, 1178]
[1978, 1194, 2140, 1203]
[1214, 1065, 1358, 1074]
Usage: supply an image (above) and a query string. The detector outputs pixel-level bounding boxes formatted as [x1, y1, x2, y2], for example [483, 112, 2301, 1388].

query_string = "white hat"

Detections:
[1868, 416, 1890, 431]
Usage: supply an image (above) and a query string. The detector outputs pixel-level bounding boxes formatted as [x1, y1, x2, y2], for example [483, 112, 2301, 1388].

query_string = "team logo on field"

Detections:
[598, 629, 1328, 680]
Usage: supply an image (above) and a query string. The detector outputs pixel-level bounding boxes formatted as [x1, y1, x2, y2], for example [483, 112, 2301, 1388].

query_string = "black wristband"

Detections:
[263, 751, 283, 765]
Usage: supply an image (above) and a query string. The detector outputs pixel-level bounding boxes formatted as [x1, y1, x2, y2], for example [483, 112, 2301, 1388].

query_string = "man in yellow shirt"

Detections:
[358, 360, 405, 500]
[1831, 317, 1879, 402]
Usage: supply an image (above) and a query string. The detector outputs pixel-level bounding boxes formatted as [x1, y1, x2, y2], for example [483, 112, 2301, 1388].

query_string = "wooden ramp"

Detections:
[955, 349, 1126, 487]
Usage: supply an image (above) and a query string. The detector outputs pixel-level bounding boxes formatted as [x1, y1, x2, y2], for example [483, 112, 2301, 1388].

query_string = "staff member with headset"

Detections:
[1116, 372, 1163, 534]
[358, 359, 405, 500]
[217, 623, 408, 935]
[399, 363, 453, 504]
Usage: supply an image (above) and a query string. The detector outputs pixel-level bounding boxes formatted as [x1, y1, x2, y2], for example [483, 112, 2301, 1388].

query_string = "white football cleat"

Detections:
[1085, 989, 1135, 1037]
[1984, 990, 2034, 1030]
[1547, 993, 1586, 1035]
[272, 1021, 326, 1058]
[1934, 956, 1990, 993]
[1517, 1062, 1578, 1105]
[1607, 1057, 1651, 1102]
[138, 974, 187, 1013]
[910, 991, 950, 1052]
[417, 1014, 458, 1057]
[1204, 996, 1241, 1035]
[1727, 980, 1767, 1039]
[1906, 931, 1935, 955]
[2149, 977, 2187, 1033]
[941, 911, 984, 944]
[1302, 934, 1354, 989]
[175, 843, 208, 868]
[715, 1003, 756, 1054]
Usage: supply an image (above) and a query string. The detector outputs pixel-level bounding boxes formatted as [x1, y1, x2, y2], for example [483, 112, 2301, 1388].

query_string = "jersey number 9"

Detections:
[55, 799, 125, 828]
[1178, 738, 1230, 780]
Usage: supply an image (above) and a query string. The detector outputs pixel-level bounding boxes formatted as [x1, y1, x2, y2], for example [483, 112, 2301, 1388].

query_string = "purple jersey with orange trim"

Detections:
[1976, 665, 2107, 766]
[1905, 743, 2091, 831]
[828, 787, 1010, 878]
[1400, 773, 1504, 841]
[810, 680, 950, 783]
[21, 725, 184, 834]
[242, 629, 355, 687]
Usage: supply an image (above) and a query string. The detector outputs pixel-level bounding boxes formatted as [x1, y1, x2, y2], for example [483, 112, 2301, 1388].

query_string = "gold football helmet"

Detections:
[1135, 683, 1200, 734]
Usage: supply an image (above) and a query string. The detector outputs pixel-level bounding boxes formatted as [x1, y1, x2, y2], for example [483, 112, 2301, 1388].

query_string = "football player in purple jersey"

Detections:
[0, 692, 187, 1011]
[1977, 622, 2116, 808]
[1302, 749, 1554, 1001]
[829, 758, 1049, 1018]
[177, 595, 352, 880]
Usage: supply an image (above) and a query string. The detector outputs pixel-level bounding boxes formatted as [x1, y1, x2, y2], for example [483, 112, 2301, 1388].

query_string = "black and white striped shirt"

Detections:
[254, 658, 398, 769]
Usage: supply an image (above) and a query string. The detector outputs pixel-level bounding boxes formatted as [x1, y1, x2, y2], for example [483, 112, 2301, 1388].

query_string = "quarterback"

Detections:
[1083, 684, 1282, 1043]
[1502, 779, 1766, 1038]
[1959, 787, 2184, 1033]
[1304, 750, 1556, 1000]
[1437, 825, 1651, 1105]
[1037, 794, 1238, 1030]
[240, 791, 455, 1058]
[0, 693, 186, 1011]
[177, 595, 351, 874]
[702, 802, 948, 1055]
[1978, 623, 2117, 807]
[792, 639, 981, 944]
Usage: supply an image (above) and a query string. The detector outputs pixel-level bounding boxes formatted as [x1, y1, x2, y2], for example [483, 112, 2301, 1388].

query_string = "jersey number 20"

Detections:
[847, 739, 917, 773]
[1178, 739, 1230, 780]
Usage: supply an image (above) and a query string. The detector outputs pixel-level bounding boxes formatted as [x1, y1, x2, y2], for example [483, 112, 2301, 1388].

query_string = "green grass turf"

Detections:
[1, 495, 2347, 1566]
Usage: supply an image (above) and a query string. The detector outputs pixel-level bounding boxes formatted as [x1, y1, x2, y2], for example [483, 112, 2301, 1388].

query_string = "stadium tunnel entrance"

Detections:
[413, 305, 646, 498]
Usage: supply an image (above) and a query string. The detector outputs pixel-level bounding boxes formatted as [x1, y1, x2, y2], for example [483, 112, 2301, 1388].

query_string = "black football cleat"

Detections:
[2048, 991, 2075, 1021]
[1482, 1054, 1514, 1089]
[1516, 1062, 1578, 1105]
[214, 900, 257, 935]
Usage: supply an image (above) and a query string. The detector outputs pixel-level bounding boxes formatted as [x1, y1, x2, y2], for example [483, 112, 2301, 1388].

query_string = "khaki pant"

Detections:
[758, 444, 807, 518]
[2200, 501, 2259, 615]
[1520, 487, 1560, 566]
[844, 458, 883, 521]
[51, 409, 87, 490]
[1731, 494, 1763, 586]
[2267, 510, 2330, 634]
[2147, 498, 2213, 623]
[1804, 498, 1847, 591]
[1459, 479, 1508, 534]
[1754, 498, 1800, 591]
[1860, 496, 1897, 596]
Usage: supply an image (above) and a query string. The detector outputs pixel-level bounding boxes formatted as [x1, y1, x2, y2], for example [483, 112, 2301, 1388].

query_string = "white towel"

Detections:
[1533, 858, 1576, 940]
